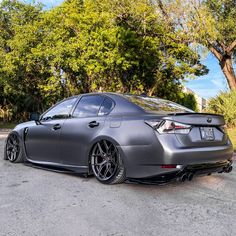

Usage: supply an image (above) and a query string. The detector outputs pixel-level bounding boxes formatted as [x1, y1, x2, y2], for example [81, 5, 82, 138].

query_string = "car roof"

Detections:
[68, 92, 191, 115]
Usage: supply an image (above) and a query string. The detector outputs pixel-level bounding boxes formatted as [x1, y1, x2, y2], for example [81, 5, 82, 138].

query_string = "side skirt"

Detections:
[25, 158, 89, 175]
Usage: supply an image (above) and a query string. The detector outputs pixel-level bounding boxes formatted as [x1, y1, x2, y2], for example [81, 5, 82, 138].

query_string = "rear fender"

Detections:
[86, 135, 128, 174]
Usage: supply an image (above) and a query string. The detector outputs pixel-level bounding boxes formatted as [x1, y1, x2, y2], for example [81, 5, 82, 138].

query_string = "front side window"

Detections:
[42, 97, 77, 120]
[73, 95, 104, 118]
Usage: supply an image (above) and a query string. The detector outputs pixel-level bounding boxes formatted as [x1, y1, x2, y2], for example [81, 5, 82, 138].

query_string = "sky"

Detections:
[24, 0, 64, 9]
[184, 53, 230, 99]
[16, 1, 235, 99]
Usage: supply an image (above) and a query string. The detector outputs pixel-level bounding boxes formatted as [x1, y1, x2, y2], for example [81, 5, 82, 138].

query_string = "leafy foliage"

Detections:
[205, 0, 236, 47]
[0, 0, 207, 121]
[206, 91, 236, 127]
[155, 0, 236, 89]
[177, 92, 198, 112]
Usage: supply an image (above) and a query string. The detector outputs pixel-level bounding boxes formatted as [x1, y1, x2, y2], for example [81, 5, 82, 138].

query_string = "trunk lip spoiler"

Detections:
[168, 112, 224, 118]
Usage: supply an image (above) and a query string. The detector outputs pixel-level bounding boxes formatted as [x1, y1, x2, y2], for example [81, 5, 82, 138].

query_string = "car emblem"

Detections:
[207, 117, 212, 123]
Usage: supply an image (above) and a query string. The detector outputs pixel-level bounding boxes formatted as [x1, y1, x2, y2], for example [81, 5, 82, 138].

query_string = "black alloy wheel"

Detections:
[4, 133, 24, 163]
[91, 140, 126, 184]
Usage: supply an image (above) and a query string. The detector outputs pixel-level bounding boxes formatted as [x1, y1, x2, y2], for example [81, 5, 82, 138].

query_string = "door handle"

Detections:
[52, 124, 61, 130]
[88, 121, 99, 128]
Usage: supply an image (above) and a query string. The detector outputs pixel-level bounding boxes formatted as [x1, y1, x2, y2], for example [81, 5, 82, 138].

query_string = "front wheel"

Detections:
[90, 140, 126, 184]
[4, 133, 25, 163]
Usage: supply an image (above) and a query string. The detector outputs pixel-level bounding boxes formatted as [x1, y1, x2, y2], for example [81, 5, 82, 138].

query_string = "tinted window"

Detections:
[73, 95, 104, 118]
[42, 97, 77, 120]
[124, 95, 193, 114]
[98, 97, 114, 116]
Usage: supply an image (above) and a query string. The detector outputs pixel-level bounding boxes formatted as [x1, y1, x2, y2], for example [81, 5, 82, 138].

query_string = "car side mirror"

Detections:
[29, 112, 41, 125]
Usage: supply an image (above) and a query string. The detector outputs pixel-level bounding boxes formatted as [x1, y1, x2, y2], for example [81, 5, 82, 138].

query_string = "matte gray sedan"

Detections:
[4, 93, 233, 184]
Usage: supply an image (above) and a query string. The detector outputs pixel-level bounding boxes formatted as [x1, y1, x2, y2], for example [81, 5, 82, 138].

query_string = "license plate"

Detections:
[200, 127, 215, 141]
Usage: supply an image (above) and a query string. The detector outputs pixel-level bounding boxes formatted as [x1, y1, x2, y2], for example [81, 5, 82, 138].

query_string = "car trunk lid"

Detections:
[164, 113, 227, 147]
[170, 112, 225, 126]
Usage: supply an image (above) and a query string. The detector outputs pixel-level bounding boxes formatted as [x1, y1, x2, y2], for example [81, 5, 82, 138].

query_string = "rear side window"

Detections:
[73, 95, 104, 118]
[124, 95, 193, 114]
[98, 97, 114, 116]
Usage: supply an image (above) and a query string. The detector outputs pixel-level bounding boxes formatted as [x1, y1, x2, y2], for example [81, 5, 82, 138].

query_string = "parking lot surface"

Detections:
[0, 134, 236, 236]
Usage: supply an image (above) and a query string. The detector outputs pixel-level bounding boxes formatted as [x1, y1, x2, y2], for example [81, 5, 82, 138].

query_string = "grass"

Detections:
[227, 128, 236, 152]
[0, 122, 17, 129]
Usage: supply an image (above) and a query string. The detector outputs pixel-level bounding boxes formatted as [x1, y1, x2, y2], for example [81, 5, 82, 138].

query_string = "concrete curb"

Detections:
[0, 128, 12, 132]
[0, 129, 11, 138]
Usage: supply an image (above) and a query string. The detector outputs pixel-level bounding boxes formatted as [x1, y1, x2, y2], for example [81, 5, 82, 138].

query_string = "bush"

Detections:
[206, 91, 236, 127]
[177, 92, 198, 112]
[0, 105, 13, 122]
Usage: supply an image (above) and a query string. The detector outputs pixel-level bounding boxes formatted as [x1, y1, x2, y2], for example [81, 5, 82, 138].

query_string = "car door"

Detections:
[59, 95, 114, 167]
[25, 97, 78, 163]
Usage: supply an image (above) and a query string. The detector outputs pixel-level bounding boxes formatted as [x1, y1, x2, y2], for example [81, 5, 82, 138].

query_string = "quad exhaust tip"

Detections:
[224, 165, 233, 173]
[179, 172, 194, 182]
[180, 174, 187, 182]
[187, 173, 194, 181]
[179, 165, 233, 183]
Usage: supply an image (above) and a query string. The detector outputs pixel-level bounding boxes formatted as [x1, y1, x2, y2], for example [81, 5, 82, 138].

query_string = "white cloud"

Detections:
[211, 79, 225, 88]
[190, 88, 224, 99]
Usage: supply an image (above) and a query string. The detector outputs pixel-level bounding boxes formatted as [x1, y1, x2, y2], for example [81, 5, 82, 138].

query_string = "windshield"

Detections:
[124, 95, 194, 114]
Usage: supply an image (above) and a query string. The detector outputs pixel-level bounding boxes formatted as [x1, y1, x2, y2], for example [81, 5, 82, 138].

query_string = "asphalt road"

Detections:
[0, 134, 236, 236]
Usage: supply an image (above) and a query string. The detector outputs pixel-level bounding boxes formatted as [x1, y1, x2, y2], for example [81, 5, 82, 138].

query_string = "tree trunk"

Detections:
[147, 86, 155, 96]
[220, 56, 236, 90]
[210, 45, 236, 90]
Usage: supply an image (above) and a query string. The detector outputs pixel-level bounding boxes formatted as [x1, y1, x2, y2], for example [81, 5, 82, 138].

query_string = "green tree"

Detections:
[0, 0, 208, 121]
[0, 0, 46, 117]
[41, 0, 207, 96]
[177, 91, 198, 111]
[204, 0, 236, 89]
[155, 0, 236, 90]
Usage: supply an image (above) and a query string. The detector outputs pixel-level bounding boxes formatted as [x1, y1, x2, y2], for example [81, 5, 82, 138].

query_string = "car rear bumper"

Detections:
[118, 137, 233, 178]
[127, 160, 233, 184]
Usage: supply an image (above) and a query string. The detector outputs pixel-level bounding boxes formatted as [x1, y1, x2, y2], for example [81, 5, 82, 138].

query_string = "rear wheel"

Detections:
[4, 133, 25, 163]
[90, 140, 126, 184]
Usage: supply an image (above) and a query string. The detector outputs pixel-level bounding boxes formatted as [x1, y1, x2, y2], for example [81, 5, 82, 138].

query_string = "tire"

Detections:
[90, 140, 126, 184]
[4, 132, 25, 163]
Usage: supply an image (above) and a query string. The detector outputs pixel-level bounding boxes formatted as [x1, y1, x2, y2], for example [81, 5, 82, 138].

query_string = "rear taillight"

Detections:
[145, 120, 191, 134]
[158, 120, 191, 134]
